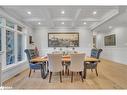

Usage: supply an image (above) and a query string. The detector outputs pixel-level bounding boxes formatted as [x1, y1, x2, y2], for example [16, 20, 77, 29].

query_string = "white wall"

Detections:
[96, 27, 127, 65]
[33, 27, 93, 56]
[95, 11, 127, 65]
[0, 8, 33, 82]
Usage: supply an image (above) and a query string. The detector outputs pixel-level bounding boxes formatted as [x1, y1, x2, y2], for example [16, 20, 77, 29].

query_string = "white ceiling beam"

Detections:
[23, 18, 45, 22]
[90, 9, 119, 30]
[52, 18, 72, 21]
[74, 8, 82, 20]
[81, 18, 100, 22]
[43, 8, 54, 28]
[72, 8, 82, 28]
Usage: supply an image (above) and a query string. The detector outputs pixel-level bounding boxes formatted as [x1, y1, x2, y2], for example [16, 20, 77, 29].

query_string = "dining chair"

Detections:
[47, 54, 63, 83]
[86, 48, 103, 76]
[24, 49, 42, 78]
[69, 53, 85, 82]
[64, 51, 78, 75]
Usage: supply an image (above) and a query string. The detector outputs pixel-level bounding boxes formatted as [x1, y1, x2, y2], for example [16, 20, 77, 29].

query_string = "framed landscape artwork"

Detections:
[48, 32, 79, 47]
[104, 34, 116, 46]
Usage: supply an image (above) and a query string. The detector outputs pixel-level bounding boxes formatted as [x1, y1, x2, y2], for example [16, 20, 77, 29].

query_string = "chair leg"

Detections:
[65, 65, 68, 75]
[95, 68, 98, 76]
[62, 69, 64, 75]
[67, 69, 69, 76]
[40, 64, 44, 78]
[59, 71, 62, 83]
[29, 69, 32, 77]
[49, 72, 52, 83]
[79, 72, 84, 82]
[71, 72, 73, 83]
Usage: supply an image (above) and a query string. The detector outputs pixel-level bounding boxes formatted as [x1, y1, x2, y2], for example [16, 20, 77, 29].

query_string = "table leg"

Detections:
[40, 64, 43, 78]
[83, 62, 87, 79]
[40, 62, 48, 79]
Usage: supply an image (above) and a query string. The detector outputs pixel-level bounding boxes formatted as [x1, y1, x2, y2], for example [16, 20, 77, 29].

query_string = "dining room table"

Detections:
[30, 55, 100, 79]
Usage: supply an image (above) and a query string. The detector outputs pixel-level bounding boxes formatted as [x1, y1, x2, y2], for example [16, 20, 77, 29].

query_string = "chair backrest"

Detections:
[91, 48, 103, 59]
[52, 51, 62, 54]
[24, 49, 38, 62]
[47, 54, 63, 72]
[70, 53, 85, 72]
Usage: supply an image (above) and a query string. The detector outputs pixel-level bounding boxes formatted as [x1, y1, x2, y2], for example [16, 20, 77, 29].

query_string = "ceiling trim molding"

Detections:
[47, 27, 80, 31]
[52, 18, 72, 21]
[81, 18, 100, 22]
[23, 18, 45, 22]
[90, 9, 119, 30]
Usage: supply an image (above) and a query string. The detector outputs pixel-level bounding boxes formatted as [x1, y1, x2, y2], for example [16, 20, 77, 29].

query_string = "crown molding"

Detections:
[90, 9, 119, 31]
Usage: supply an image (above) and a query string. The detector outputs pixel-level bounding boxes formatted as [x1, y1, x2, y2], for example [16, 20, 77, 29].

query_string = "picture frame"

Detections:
[29, 36, 34, 44]
[48, 32, 79, 47]
[104, 34, 116, 46]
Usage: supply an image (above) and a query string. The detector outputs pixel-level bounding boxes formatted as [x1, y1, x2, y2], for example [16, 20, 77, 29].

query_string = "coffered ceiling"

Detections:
[1, 6, 120, 29]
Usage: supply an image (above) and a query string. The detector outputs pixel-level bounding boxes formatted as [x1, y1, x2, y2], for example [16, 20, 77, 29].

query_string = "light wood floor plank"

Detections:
[3, 59, 127, 89]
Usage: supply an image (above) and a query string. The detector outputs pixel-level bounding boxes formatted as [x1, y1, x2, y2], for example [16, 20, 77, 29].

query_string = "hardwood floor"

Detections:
[3, 59, 127, 89]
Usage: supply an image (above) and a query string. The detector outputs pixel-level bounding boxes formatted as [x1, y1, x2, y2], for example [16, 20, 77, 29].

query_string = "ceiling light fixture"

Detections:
[83, 22, 87, 25]
[27, 11, 31, 15]
[61, 11, 65, 14]
[61, 22, 64, 24]
[93, 11, 97, 15]
[108, 26, 112, 29]
[38, 22, 41, 25]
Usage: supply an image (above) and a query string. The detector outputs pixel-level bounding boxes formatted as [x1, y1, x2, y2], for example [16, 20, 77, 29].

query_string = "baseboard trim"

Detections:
[100, 58, 127, 66]
[2, 62, 29, 82]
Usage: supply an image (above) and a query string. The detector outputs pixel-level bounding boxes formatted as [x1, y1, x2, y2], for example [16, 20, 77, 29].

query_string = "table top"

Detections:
[30, 55, 100, 63]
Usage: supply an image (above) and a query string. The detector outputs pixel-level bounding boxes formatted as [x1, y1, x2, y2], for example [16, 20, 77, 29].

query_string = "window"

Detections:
[17, 33, 23, 61]
[1, 17, 26, 67]
[6, 30, 15, 65]
[6, 20, 15, 29]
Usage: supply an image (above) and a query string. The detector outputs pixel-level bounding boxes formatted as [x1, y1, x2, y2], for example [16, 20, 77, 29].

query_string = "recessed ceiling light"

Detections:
[38, 22, 41, 25]
[61, 22, 64, 25]
[108, 26, 112, 29]
[83, 22, 87, 25]
[93, 11, 97, 15]
[27, 11, 31, 15]
[61, 11, 65, 14]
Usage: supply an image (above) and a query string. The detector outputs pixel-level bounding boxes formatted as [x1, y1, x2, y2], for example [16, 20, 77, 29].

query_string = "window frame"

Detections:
[0, 17, 27, 69]
[17, 29, 24, 62]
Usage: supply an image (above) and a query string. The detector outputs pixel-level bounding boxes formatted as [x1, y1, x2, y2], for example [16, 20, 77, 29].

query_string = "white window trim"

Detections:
[0, 17, 27, 69]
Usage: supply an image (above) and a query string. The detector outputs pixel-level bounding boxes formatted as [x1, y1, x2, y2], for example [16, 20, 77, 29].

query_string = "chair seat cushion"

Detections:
[86, 62, 97, 69]
[29, 63, 41, 69]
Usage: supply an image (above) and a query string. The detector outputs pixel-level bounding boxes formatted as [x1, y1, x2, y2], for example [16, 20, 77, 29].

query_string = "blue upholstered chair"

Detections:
[86, 48, 103, 76]
[24, 49, 42, 77]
